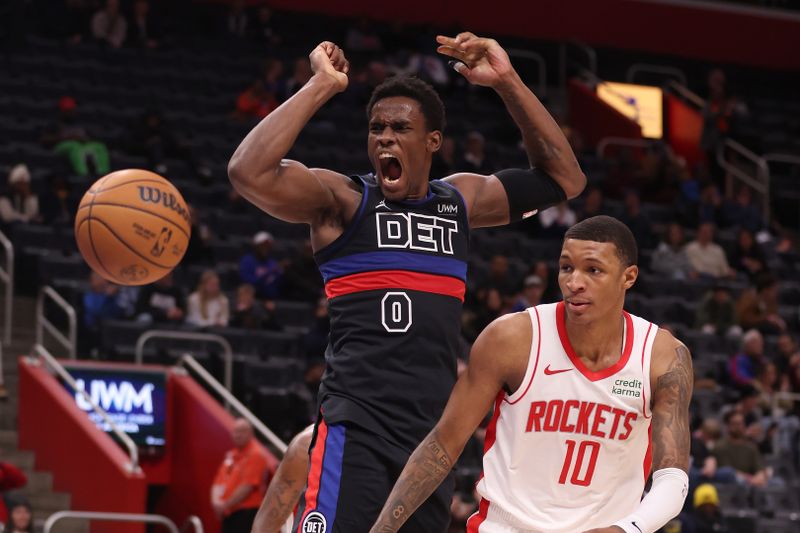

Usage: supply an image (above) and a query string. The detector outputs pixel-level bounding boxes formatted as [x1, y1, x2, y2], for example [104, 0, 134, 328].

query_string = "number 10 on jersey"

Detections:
[382, 291, 412, 333]
[558, 439, 600, 486]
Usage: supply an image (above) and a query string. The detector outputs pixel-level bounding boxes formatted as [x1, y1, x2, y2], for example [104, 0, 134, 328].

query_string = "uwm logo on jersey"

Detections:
[376, 212, 458, 254]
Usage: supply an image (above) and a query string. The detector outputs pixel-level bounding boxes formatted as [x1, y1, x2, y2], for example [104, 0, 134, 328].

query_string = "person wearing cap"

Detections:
[679, 483, 726, 533]
[239, 232, 283, 300]
[0, 165, 40, 226]
[511, 274, 544, 312]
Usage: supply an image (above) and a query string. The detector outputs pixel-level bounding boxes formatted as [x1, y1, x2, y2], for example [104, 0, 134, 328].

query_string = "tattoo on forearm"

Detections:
[652, 345, 693, 471]
[371, 430, 453, 532]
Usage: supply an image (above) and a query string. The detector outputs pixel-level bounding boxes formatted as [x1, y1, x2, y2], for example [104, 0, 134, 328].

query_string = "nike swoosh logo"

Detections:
[632, 522, 642, 533]
[543, 365, 572, 375]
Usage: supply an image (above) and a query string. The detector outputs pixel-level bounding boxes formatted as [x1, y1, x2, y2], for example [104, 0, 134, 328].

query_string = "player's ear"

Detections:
[622, 264, 638, 290]
[427, 130, 443, 153]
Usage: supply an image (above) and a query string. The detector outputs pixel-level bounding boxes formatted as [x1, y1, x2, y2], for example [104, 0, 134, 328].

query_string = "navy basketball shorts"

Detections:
[293, 416, 453, 533]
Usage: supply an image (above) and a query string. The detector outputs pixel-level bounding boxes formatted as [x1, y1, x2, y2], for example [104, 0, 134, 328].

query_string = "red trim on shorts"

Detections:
[325, 270, 465, 301]
[296, 419, 328, 533]
[466, 498, 490, 533]
[556, 301, 634, 382]
[640, 323, 654, 419]
[505, 306, 542, 405]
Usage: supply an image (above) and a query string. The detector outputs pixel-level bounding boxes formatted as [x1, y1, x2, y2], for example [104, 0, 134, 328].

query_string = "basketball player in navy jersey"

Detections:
[371, 216, 692, 533]
[230, 32, 586, 532]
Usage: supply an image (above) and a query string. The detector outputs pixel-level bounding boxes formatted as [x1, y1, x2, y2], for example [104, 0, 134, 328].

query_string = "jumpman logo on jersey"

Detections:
[376, 199, 391, 211]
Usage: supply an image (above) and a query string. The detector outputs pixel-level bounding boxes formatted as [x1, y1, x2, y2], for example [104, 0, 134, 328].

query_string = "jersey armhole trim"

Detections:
[640, 322, 657, 419]
[505, 306, 541, 405]
[313, 175, 370, 260]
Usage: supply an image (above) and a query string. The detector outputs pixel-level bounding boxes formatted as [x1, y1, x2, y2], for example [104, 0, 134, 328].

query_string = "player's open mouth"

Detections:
[379, 153, 402, 183]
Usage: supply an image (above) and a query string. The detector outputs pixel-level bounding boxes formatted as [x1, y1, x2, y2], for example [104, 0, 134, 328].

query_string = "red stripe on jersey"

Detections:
[325, 270, 465, 301]
[466, 498, 490, 533]
[297, 420, 328, 532]
[640, 323, 654, 419]
[556, 301, 634, 381]
[505, 306, 542, 405]
[643, 424, 653, 483]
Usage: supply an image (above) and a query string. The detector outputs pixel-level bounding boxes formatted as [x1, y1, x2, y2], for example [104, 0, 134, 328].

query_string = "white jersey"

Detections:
[469, 302, 657, 533]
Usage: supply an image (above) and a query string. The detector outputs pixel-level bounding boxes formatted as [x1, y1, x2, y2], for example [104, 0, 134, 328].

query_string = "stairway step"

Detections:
[0, 428, 18, 447]
[25, 489, 71, 511]
[35, 516, 90, 533]
[26, 470, 54, 492]
[3, 449, 35, 470]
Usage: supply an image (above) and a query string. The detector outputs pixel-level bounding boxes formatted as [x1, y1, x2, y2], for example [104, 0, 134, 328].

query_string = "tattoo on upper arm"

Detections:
[651, 345, 693, 472]
[372, 430, 453, 532]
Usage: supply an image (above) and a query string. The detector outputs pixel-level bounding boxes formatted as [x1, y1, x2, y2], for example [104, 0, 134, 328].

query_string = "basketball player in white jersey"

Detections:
[370, 215, 692, 533]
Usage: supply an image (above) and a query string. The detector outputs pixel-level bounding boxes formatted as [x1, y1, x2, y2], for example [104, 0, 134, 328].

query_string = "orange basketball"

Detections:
[74, 169, 191, 286]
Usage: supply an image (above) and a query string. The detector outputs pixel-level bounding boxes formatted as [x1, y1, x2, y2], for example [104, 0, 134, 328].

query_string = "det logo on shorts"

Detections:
[302, 511, 327, 533]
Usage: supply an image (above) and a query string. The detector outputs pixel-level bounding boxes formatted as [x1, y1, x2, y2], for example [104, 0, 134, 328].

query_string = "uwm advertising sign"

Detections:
[62, 365, 168, 447]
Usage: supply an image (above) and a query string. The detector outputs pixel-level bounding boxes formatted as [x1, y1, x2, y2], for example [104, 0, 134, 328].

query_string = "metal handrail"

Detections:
[559, 41, 597, 93]
[44, 511, 177, 533]
[179, 515, 204, 533]
[763, 153, 800, 166]
[30, 344, 140, 473]
[36, 285, 77, 359]
[507, 48, 547, 99]
[177, 353, 288, 457]
[626, 63, 687, 86]
[716, 138, 771, 222]
[596, 137, 657, 158]
[0, 230, 13, 347]
[667, 80, 706, 109]
[135, 330, 233, 392]
[570, 41, 597, 74]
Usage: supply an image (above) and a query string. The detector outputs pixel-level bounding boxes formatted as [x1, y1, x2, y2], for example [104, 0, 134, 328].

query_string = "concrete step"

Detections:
[35, 516, 90, 533]
[25, 489, 71, 512]
[25, 470, 54, 492]
[0, 428, 18, 447]
[3, 449, 35, 470]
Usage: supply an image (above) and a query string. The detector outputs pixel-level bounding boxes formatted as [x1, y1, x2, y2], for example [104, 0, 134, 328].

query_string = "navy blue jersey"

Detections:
[314, 174, 470, 450]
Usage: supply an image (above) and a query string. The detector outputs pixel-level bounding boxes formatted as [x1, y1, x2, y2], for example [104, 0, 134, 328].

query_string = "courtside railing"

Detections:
[507, 48, 547, 99]
[44, 511, 202, 533]
[176, 353, 287, 457]
[35, 285, 77, 359]
[626, 63, 687, 87]
[0, 230, 13, 347]
[30, 344, 140, 473]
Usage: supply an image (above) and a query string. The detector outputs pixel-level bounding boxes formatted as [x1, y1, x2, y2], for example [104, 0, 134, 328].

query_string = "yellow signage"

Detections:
[597, 81, 663, 139]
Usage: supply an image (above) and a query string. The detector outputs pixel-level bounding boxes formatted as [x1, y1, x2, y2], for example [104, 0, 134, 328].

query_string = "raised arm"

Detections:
[228, 42, 359, 226]
[438, 33, 586, 228]
[252, 426, 314, 533]
[370, 313, 531, 533]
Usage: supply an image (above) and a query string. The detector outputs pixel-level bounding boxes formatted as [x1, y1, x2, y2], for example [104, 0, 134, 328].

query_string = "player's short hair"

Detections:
[367, 76, 446, 133]
[564, 215, 638, 267]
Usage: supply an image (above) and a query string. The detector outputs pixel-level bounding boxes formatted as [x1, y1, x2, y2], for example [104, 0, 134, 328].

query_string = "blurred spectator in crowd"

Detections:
[689, 419, 736, 487]
[619, 189, 654, 249]
[81, 272, 122, 354]
[464, 287, 506, 342]
[402, 52, 450, 89]
[235, 60, 284, 120]
[126, 109, 188, 174]
[345, 17, 383, 53]
[128, 0, 161, 49]
[512, 275, 544, 313]
[211, 419, 269, 533]
[753, 361, 788, 417]
[478, 254, 517, 301]
[114, 285, 141, 320]
[284, 57, 313, 98]
[685, 222, 735, 279]
[239, 232, 282, 299]
[651, 223, 696, 280]
[728, 329, 765, 391]
[736, 273, 786, 334]
[184, 206, 214, 265]
[430, 136, 456, 179]
[91, 0, 127, 48]
[681, 484, 727, 533]
[56, 0, 93, 45]
[41, 97, 110, 178]
[721, 186, 763, 233]
[225, 0, 249, 39]
[700, 69, 748, 184]
[774, 333, 800, 377]
[537, 202, 576, 239]
[229, 284, 280, 330]
[695, 283, 741, 337]
[39, 173, 74, 225]
[303, 297, 330, 402]
[460, 131, 493, 174]
[713, 411, 768, 487]
[1, 498, 33, 533]
[729, 228, 766, 280]
[282, 240, 322, 302]
[0, 462, 27, 526]
[186, 270, 229, 328]
[577, 186, 605, 221]
[252, 5, 280, 46]
[135, 272, 185, 324]
[697, 182, 723, 226]
[531, 260, 558, 303]
[0, 165, 40, 227]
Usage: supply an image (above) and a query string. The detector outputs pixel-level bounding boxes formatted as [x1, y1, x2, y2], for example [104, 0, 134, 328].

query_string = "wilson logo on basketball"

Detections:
[150, 227, 173, 257]
[137, 186, 190, 223]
